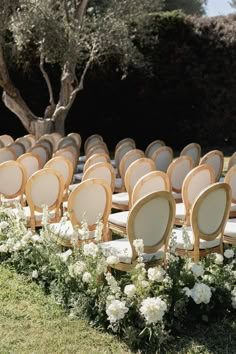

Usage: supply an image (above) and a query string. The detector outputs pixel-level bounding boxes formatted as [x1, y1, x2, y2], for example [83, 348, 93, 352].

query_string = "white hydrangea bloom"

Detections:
[231, 287, 236, 309]
[214, 253, 224, 265]
[57, 249, 72, 263]
[148, 266, 166, 282]
[224, 249, 234, 259]
[68, 261, 86, 277]
[124, 284, 136, 297]
[191, 263, 204, 277]
[133, 239, 144, 255]
[190, 283, 212, 304]
[82, 271, 92, 283]
[0, 244, 8, 252]
[0, 221, 9, 230]
[140, 297, 167, 324]
[106, 299, 129, 323]
[83, 243, 99, 257]
[106, 255, 120, 265]
[32, 270, 38, 279]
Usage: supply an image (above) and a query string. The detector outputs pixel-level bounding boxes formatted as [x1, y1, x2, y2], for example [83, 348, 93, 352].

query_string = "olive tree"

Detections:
[0, 0, 163, 138]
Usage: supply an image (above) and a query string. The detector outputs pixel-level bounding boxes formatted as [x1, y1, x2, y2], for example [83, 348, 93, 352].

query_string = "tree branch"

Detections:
[76, 0, 90, 27]
[39, 54, 56, 117]
[52, 87, 80, 118]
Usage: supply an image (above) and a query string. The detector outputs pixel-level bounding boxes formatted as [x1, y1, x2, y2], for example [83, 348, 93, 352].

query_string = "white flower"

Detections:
[106, 299, 129, 323]
[148, 266, 166, 282]
[224, 249, 234, 259]
[0, 221, 9, 230]
[83, 243, 99, 257]
[190, 283, 212, 304]
[133, 239, 144, 255]
[141, 280, 149, 288]
[82, 271, 92, 283]
[32, 234, 42, 243]
[106, 255, 120, 265]
[0, 244, 8, 252]
[214, 253, 224, 265]
[124, 284, 136, 297]
[140, 297, 167, 324]
[32, 270, 38, 279]
[68, 261, 86, 277]
[183, 287, 191, 297]
[191, 263, 204, 277]
[57, 249, 72, 263]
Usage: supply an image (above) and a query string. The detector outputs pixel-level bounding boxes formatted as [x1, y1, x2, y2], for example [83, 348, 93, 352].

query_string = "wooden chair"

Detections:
[24, 134, 37, 146]
[57, 136, 79, 151]
[226, 151, 236, 173]
[53, 147, 78, 172]
[67, 132, 82, 150]
[167, 156, 194, 203]
[0, 147, 17, 163]
[174, 164, 215, 226]
[114, 141, 135, 177]
[15, 136, 32, 152]
[0, 134, 14, 146]
[180, 142, 201, 167]
[99, 190, 176, 271]
[8, 142, 26, 158]
[199, 149, 224, 182]
[108, 170, 170, 236]
[28, 144, 51, 166]
[224, 165, 236, 218]
[80, 161, 115, 193]
[145, 139, 166, 158]
[151, 146, 173, 172]
[172, 182, 231, 262]
[49, 178, 112, 247]
[37, 137, 54, 156]
[0, 160, 27, 207]
[84, 134, 104, 155]
[86, 141, 109, 160]
[114, 137, 136, 154]
[17, 152, 42, 181]
[20, 168, 64, 231]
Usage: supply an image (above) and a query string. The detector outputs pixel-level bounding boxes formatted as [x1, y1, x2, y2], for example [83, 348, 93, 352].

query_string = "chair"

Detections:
[81, 161, 116, 193]
[0, 134, 14, 146]
[172, 182, 231, 262]
[114, 141, 135, 178]
[24, 134, 37, 146]
[111, 157, 156, 212]
[145, 139, 166, 158]
[174, 164, 215, 226]
[57, 136, 79, 151]
[37, 137, 54, 156]
[223, 218, 236, 246]
[108, 170, 170, 236]
[151, 146, 174, 172]
[226, 151, 236, 173]
[49, 178, 112, 247]
[199, 149, 224, 182]
[17, 152, 42, 180]
[180, 142, 202, 167]
[0, 160, 27, 207]
[8, 142, 26, 158]
[99, 190, 176, 271]
[224, 165, 236, 218]
[53, 147, 78, 171]
[114, 137, 136, 154]
[167, 156, 194, 203]
[84, 134, 104, 155]
[15, 136, 32, 152]
[20, 168, 64, 231]
[28, 144, 51, 166]
[67, 132, 82, 150]
[86, 141, 109, 160]
[0, 147, 17, 163]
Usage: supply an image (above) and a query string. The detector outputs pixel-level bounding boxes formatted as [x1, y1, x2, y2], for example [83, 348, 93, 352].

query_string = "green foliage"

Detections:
[162, 0, 207, 16]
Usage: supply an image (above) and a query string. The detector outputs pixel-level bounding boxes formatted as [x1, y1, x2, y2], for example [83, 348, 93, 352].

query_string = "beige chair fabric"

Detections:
[199, 149, 224, 182]
[180, 142, 202, 167]
[151, 146, 173, 172]
[0, 147, 17, 163]
[224, 165, 236, 218]
[28, 144, 51, 166]
[17, 152, 42, 181]
[145, 139, 166, 158]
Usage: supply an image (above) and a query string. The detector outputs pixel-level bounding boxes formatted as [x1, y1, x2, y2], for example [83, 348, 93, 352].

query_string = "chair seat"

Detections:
[175, 203, 186, 220]
[115, 178, 123, 189]
[99, 238, 164, 264]
[69, 183, 80, 192]
[224, 219, 236, 238]
[79, 155, 86, 162]
[49, 220, 95, 240]
[230, 203, 236, 211]
[111, 159, 116, 167]
[73, 172, 83, 183]
[173, 226, 221, 250]
[172, 191, 182, 202]
[112, 192, 129, 206]
[108, 211, 129, 227]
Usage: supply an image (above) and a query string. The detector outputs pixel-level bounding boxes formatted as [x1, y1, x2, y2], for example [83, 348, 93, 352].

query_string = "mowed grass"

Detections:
[0, 266, 131, 354]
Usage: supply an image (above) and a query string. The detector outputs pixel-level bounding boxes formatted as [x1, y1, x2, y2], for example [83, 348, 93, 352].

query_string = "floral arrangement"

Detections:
[0, 203, 235, 352]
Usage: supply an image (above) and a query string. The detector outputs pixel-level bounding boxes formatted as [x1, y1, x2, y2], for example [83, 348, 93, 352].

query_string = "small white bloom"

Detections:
[0, 244, 8, 252]
[0, 221, 9, 230]
[133, 239, 144, 255]
[141, 280, 149, 288]
[224, 249, 234, 259]
[124, 284, 136, 297]
[140, 297, 167, 324]
[83, 243, 99, 257]
[82, 271, 92, 283]
[183, 287, 191, 297]
[106, 255, 120, 265]
[32, 234, 42, 242]
[214, 253, 224, 265]
[57, 249, 72, 263]
[32, 270, 38, 279]
[190, 283, 212, 305]
[191, 263, 204, 277]
[106, 299, 129, 323]
[148, 266, 166, 282]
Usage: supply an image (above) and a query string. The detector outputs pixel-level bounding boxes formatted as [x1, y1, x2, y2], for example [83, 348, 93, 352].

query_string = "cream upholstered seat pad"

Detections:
[13, 206, 58, 221]
[99, 238, 164, 264]
[224, 218, 236, 238]
[172, 191, 182, 200]
[108, 211, 129, 227]
[172, 226, 221, 250]
[230, 203, 236, 212]
[72, 173, 83, 183]
[175, 203, 186, 220]
[49, 220, 95, 240]
[112, 192, 129, 206]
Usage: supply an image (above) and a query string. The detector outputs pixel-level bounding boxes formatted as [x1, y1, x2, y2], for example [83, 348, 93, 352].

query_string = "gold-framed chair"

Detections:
[199, 149, 224, 182]
[180, 142, 202, 167]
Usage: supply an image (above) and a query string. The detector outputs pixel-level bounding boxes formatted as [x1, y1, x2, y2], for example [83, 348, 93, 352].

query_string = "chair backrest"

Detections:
[8, 142, 26, 158]
[131, 170, 171, 206]
[227, 151, 236, 172]
[127, 190, 176, 262]
[24, 134, 37, 146]
[25, 168, 64, 230]
[180, 142, 202, 167]
[86, 141, 109, 159]
[15, 136, 32, 151]
[0, 134, 14, 146]
[83, 152, 111, 172]
[17, 152, 42, 180]
[114, 141, 135, 172]
[0, 160, 27, 206]
[28, 144, 51, 166]
[182, 164, 215, 225]
[114, 137, 136, 153]
[0, 147, 17, 163]
[44, 156, 74, 194]
[224, 165, 236, 203]
[145, 139, 166, 158]
[53, 147, 78, 171]
[84, 134, 104, 154]
[190, 182, 231, 258]
[50, 132, 63, 150]
[199, 149, 224, 182]
[167, 156, 194, 193]
[67, 178, 112, 240]
[82, 161, 116, 193]
[119, 148, 145, 180]
[37, 137, 54, 156]
[151, 146, 174, 172]
[124, 157, 156, 200]
[57, 136, 78, 151]
[67, 132, 82, 150]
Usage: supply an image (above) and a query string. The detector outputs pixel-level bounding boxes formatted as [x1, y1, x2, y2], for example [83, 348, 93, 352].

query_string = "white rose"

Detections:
[106, 255, 120, 265]
[106, 299, 129, 323]
[191, 263, 204, 277]
[148, 266, 166, 282]
[124, 284, 136, 297]
[140, 297, 167, 324]
[32, 270, 38, 279]
[190, 283, 212, 305]
[214, 253, 224, 265]
[224, 249, 234, 259]
[82, 271, 92, 283]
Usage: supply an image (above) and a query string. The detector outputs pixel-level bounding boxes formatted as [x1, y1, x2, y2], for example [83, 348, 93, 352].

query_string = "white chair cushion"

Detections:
[115, 178, 123, 189]
[79, 155, 86, 162]
[173, 226, 221, 250]
[230, 203, 236, 212]
[219, 176, 224, 182]
[175, 203, 186, 220]
[172, 191, 182, 200]
[112, 192, 129, 206]
[111, 159, 116, 167]
[99, 238, 164, 264]
[73, 173, 83, 183]
[108, 211, 129, 227]
[49, 220, 95, 240]
[224, 219, 236, 238]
